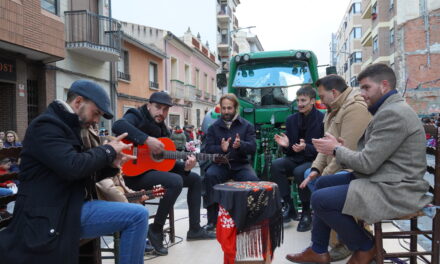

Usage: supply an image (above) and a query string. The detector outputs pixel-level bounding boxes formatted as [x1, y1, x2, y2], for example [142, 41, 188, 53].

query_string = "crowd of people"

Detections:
[0, 63, 433, 264]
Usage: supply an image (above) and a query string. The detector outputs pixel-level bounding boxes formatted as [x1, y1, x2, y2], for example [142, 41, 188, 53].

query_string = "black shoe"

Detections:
[187, 228, 216, 241]
[144, 239, 155, 254]
[297, 211, 312, 232]
[202, 223, 216, 232]
[148, 224, 168, 256]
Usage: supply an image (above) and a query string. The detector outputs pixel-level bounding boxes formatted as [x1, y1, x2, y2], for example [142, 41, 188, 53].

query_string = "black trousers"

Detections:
[270, 156, 312, 205]
[204, 164, 259, 225]
[124, 161, 202, 231]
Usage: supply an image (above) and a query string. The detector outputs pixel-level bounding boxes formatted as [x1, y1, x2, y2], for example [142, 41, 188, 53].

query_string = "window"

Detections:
[184, 64, 190, 84]
[117, 50, 130, 81]
[390, 0, 394, 9]
[373, 36, 378, 53]
[372, 2, 377, 14]
[41, 0, 57, 15]
[350, 27, 362, 40]
[149, 62, 158, 89]
[204, 73, 208, 92]
[196, 109, 201, 127]
[350, 52, 362, 64]
[390, 28, 395, 45]
[27, 80, 39, 124]
[344, 63, 348, 73]
[350, 2, 361, 14]
[195, 69, 200, 89]
[350, 76, 359, 87]
[169, 114, 180, 128]
[123, 105, 135, 114]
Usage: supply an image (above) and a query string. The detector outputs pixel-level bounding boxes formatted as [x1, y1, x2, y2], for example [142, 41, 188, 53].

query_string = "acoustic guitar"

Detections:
[119, 184, 165, 203]
[121, 137, 229, 176]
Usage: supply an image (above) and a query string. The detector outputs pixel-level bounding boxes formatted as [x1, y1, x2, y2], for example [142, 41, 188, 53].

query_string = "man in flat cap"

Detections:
[113, 91, 215, 256]
[0, 80, 149, 264]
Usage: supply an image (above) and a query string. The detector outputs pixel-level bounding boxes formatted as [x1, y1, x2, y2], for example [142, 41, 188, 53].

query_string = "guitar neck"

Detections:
[163, 151, 221, 162]
[124, 189, 154, 202]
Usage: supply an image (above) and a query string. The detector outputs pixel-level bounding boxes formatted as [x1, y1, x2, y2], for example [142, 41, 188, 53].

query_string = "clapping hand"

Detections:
[221, 137, 232, 152]
[292, 139, 306, 152]
[232, 133, 240, 149]
[274, 133, 289, 148]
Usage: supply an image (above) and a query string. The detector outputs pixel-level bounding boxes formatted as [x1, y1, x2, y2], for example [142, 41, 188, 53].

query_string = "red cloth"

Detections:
[217, 206, 237, 264]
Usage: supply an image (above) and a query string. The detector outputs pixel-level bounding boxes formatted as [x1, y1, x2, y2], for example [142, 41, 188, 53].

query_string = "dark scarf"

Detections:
[368, 89, 398, 115]
[139, 105, 170, 138]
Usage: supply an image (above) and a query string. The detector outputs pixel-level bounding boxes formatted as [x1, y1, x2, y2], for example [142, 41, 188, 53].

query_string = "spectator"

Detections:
[0, 131, 5, 142]
[184, 124, 195, 142]
[4, 131, 22, 148]
[0, 158, 14, 197]
[0, 139, 4, 149]
[170, 126, 187, 151]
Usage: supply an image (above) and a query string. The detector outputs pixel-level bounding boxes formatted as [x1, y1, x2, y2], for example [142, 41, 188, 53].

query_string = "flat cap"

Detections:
[69, 80, 114, 119]
[149, 91, 173, 106]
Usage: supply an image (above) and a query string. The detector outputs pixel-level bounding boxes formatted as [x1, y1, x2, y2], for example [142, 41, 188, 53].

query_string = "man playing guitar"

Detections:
[112, 91, 215, 256]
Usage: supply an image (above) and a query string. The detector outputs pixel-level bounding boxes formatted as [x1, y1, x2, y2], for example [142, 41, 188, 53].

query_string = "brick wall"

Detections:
[0, 0, 64, 59]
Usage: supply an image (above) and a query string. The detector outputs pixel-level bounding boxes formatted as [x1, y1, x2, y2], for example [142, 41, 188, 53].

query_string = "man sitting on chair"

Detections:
[286, 64, 432, 264]
[203, 93, 259, 232]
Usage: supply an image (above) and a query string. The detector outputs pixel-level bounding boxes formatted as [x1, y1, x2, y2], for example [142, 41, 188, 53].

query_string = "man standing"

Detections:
[287, 64, 432, 264]
[0, 80, 148, 264]
[203, 93, 259, 231]
[112, 91, 215, 256]
[299, 74, 371, 261]
[271, 86, 324, 231]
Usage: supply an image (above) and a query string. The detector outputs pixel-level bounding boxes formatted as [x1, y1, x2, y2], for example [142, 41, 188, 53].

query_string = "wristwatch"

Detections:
[333, 146, 340, 156]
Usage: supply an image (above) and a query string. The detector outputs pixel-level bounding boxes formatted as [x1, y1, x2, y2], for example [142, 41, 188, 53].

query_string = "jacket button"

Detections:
[106, 149, 111, 154]
[49, 229, 56, 236]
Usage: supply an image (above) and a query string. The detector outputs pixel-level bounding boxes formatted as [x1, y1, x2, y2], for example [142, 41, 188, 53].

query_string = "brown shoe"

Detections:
[347, 245, 376, 264]
[286, 247, 330, 263]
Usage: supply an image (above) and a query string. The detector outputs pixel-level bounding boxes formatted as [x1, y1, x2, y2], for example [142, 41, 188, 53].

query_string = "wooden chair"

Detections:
[0, 147, 21, 229]
[373, 127, 440, 264]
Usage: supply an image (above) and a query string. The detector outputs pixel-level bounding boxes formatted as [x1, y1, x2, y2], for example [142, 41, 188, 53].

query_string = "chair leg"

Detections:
[433, 211, 440, 264]
[409, 218, 418, 264]
[114, 232, 120, 264]
[169, 207, 175, 243]
[374, 223, 384, 264]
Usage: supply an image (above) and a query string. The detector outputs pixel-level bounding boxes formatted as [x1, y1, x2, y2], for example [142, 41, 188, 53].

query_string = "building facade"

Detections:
[116, 33, 166, 118]
[333, 0, 369, 87]
[360, 0, 440, 114]
[234, 30, 264, 54]
[0, 0, 65, 138]
[217, 0, 240, 74]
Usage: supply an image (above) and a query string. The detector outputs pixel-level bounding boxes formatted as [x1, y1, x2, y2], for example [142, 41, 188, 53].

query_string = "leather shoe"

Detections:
[286, 247, 330, 263]
[297, 211, 312, 232]
[347, 244, 376, 264]
[202, 223, 216, 232]
[187, 227, 216, 241]
[329, 243, 352, 261]
[148, 224, 168, 256]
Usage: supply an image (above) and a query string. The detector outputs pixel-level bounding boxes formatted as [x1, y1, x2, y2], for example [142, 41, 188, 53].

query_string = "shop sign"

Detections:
[0, 58, 16, 81]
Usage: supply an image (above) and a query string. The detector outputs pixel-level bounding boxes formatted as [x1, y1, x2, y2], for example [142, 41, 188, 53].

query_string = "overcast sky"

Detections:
[112, 0, 351, 65]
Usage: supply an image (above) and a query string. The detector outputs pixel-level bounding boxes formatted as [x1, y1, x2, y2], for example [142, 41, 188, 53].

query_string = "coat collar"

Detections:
[328, 86, 353, 113]
[217, 115, 244, 129]
[368, 89, 399, 115]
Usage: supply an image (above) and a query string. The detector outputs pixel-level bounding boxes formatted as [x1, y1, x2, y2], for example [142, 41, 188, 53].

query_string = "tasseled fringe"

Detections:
[236, 225, 264, 261]
[269, 209, 284, 250]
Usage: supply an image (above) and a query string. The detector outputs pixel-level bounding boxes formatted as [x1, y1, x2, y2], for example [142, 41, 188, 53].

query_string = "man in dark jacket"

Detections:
[203, 93, 259, 231]
[112, 91, 215, 256]
[0, 80, 148, 264]
[271, 85, 324, 232]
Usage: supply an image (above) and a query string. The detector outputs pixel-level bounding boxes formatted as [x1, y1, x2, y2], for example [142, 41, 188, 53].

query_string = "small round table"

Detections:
[213, 181, 283, 264]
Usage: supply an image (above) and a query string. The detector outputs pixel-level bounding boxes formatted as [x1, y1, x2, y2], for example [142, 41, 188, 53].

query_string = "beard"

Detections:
[78, 105, 96, 128]
[221, 111, 236, 122]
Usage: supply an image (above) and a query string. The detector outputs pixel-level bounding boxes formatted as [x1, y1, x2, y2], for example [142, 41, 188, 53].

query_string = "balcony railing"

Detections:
[117, 71, 130, 81]
[65, 10, 121, 62]
[170, 80, 185, 99]
[184, 84, 196, 101]
[150, 81, 159, 90]
[204, 92, 211, 100]
[196, 89, 202, 98]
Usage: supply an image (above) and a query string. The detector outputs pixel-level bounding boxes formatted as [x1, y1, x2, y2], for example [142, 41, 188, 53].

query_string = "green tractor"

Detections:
[215, 50, 328, 180]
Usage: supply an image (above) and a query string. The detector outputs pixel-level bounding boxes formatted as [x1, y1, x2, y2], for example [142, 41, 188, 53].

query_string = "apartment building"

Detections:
[217, 0, 240, 75]
[0, 0, 65, 137]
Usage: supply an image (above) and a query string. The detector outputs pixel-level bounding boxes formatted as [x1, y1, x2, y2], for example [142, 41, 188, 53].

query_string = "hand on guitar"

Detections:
[232, 133, 240, 149]
[138, 189, 149, 203]
[184, 154, 197, 172]
[145, 136, 164, 154]
[221, 137, 232, 153]
[105, 133, 136, 168]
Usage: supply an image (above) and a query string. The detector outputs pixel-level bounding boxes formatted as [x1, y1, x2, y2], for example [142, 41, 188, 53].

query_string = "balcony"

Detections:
[170, 79, 184, 99]
[65, 10, 121, 62]
[117, 71, 130, 81]
[217, 5, 231, 23]
[184, 84, 196, 102]
[212, 94, 217, 103]
[204, 92, 211, 100]
[361, 28, 372, 47]
[196, 89, 202, 98]
[150, 81, 159, 90]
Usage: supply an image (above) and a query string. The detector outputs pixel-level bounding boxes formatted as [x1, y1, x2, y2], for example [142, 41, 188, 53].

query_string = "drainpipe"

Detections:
[108, 0, 117, 128]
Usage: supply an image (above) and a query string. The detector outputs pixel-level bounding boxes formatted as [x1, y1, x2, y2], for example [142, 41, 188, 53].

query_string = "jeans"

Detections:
[80, 200, 148, 264]
[303, 168, 351, 193]
[0, 188, 13, 197]
[310, 173, 373, 253]
[204, 164, 259, 224]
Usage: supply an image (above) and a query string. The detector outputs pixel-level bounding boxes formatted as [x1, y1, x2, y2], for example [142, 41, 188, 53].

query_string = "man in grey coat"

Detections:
[286, 63, 432, 264]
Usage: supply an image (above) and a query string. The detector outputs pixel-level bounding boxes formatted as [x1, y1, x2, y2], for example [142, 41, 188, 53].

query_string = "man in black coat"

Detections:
[112, 91, 215, 256]
[271, 85, 324, 232]
[0, 80, 148, 264]
[203, 93, 259, 231]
